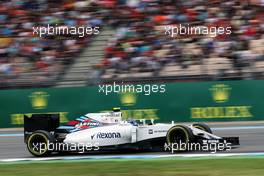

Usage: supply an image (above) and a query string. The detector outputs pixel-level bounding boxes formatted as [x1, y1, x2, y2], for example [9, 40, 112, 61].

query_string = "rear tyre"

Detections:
[166, 125, 194, 151]
[27, 130, 54, 157]
[193, 123, 212, 134]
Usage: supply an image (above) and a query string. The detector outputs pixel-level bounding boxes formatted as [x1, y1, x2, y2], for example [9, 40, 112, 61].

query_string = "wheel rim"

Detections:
[167, 127, 189, 145]
[27, 133, 48, 156]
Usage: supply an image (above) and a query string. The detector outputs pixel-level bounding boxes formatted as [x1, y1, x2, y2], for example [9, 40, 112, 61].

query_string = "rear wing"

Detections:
[24, 114, 60, 142]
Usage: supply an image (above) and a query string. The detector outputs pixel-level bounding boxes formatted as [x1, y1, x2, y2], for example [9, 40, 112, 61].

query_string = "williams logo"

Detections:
[29, 91, 49, 109]
[91, 132, 121, 139]
[210, 84, 231, 103]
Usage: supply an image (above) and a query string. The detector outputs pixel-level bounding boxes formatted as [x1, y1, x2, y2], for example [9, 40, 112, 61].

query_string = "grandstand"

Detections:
[0, 0, 263, 88]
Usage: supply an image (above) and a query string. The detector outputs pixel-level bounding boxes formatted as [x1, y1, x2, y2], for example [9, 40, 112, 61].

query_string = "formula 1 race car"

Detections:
[24, 108, 239, 156]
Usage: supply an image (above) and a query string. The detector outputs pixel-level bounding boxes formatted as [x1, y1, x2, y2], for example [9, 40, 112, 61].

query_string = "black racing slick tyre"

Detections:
[26, 130, 54, 157]
[193, 123, 213, 134]
[166, 125, 194, 152]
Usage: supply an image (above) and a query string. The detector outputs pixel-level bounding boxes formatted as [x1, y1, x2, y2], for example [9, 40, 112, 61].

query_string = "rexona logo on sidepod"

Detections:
[91, 132, 121, 139]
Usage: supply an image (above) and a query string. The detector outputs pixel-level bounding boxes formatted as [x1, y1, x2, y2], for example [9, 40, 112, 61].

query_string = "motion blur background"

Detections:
[0, 0, 263, 89]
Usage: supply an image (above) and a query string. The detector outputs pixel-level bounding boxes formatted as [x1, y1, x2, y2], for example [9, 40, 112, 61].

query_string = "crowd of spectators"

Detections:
[0, 0, 263, 88]
[97, 0, 264, 80]
[0, 0, 103, 87]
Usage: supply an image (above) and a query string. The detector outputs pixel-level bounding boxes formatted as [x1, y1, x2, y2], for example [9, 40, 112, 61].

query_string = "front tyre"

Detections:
[27, 130, 53, 157]
[166, 125, 194, 152]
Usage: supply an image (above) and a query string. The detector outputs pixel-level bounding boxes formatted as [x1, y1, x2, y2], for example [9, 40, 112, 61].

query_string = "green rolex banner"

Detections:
[0, 80, 263, 128]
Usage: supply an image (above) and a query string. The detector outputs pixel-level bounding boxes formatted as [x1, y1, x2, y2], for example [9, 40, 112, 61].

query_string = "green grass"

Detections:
[0, 157, 264, 176]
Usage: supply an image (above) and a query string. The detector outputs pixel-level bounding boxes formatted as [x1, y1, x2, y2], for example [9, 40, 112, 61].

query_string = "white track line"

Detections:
[1, 152, 264, 162]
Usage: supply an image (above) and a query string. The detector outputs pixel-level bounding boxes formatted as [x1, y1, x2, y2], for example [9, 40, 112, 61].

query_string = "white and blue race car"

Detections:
[24, 108, 239, 156]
